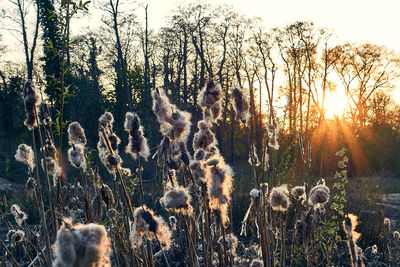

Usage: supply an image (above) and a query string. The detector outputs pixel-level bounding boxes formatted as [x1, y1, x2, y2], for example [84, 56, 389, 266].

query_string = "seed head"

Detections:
[99, 111, 114, 126]
[160, 184, 192, 215]
[23, 80, 41, 130]
[393, 231, 400, 240]
[309, 180, 330, 206]
[11, 204, 28, 226]
[10, 230, 25, 247]
[250, 189, 260, 199]
[100, 184, 114, 208]
[68, 144, 87, 170]
[130, 206, 171, 249]
[25, 177, 37, 196]
[152, 87, 192, 142]
[269, 185, 290, 211]
[15, 144, 35, 173]
[53, 218, 111, 266]
[199, 80, 223, 122]
[124, 112, 150, 161]
[291, 186, 306, 201]
[343, 213, 361, 242]
[383, 217, 391, 230]
[205, 156, 233, 225]
[68, 122, 87, 146]
[231, 87, 249, 125]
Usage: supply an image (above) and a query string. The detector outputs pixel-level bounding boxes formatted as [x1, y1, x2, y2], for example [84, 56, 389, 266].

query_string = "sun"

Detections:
[324, 89, 348, 119]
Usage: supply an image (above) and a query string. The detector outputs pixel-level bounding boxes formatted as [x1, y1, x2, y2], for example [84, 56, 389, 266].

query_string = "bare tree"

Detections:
[333, 43, 400, 126]
[3, 0, 40, 79]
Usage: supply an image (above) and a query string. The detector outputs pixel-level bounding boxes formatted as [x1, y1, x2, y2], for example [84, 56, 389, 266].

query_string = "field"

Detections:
[1, 0, 400, 266]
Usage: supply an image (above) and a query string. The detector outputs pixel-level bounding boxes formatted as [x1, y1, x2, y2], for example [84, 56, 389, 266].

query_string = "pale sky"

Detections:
[136, 0, 400, 50]
[3, 0, 400, 58]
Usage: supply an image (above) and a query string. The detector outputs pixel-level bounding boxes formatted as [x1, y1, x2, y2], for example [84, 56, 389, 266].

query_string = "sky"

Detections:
[133, 0, 400, 50]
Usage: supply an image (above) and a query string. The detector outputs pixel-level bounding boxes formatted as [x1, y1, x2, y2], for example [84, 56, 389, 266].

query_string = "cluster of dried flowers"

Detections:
[42, 139, 61, 185]
[53, 218, 111, 266]
[124, 112, 150, 161]
[22, 80, 41, 130]
[97, 112, 122, 174]
[67, 122, 87, 171]
[130, 206, 172, 248]
[15, 144, 35, 173]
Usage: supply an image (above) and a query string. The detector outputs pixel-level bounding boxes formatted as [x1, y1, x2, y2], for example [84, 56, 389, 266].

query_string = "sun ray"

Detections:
[325, 88, 348, 119]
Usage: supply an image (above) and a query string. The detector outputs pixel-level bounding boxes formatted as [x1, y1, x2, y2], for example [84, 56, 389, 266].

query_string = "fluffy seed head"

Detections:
[23, 80, 41, 130]
[68, 122, 87, 146]
[43, 157, 61, 182]
[25, 177, 37, 196]
[269, 184, 290, 211]
[11, 230, 25, 247]
[53, 218, 111, 266]
[193, 120, 215, 151]
[371, 244, 378, 254]
[160, 184, 192, 215]
[343, 213, 361, 243]
[205, 156, 234, 225]
[15, 144, 35, 172]
[309, 181, 330, 206]
[231, 87, 250, 125]
[100, 152, 121, 174]
[152, 87, 173, 127]
[291, 186, 306, 201]
[199, 80, 223, 122]
[100, 184, 114, 208]
[68, 144, 87, 170]
[250, 189, 260, 199]
[152, 88, 192, 142]
[124, 112, 150, 161]
[99, 112, 114, 126]
[200, 80, 222, 108]
[11, 204, 28, 226]
[170, 110, 192, 142]
[130, 206, 171, 249]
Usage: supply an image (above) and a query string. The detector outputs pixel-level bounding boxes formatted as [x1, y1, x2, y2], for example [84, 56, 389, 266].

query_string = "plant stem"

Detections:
[0, 239, 19, 267]
[31, 129, 52, 267]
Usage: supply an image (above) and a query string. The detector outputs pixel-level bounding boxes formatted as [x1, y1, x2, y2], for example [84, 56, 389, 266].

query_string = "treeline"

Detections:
[1, 1, 400, 184]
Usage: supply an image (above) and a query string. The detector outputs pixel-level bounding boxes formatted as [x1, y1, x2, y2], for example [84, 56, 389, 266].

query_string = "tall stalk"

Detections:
[31, 129, 52, 267]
